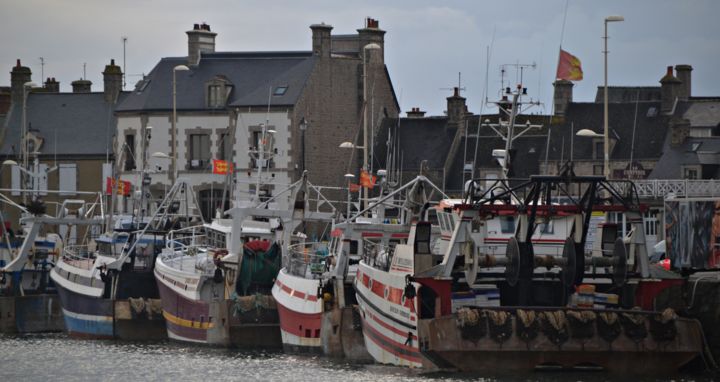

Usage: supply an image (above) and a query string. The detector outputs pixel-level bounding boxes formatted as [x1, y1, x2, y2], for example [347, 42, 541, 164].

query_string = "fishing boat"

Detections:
[273, 175, 444, 357]
[1, 194, 107, 333]
[154, 173, 335, 346]
[354, 172, 705, 373]
[49, 180, 198, 339]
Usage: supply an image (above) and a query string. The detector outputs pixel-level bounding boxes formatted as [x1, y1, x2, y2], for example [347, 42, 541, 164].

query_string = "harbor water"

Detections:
[0, 333, 715, 382]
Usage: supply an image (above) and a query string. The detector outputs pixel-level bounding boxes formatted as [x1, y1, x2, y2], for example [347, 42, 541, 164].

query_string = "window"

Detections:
[682, 166, 700, 180]
[594, 141, 604, 160]
[199, 189, 227, 222]
[189, 134, 210, 169]
[219, 132, 232, 161]
[499, 216, 515, 234]
[208, 85, 225, 108]
[273, 86, 288, 96]
[538, 220, 554, 234]
[124, 134, 136, 171]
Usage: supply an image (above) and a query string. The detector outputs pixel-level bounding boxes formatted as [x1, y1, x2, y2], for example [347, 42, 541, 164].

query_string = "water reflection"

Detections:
[0, 333, 713, 382]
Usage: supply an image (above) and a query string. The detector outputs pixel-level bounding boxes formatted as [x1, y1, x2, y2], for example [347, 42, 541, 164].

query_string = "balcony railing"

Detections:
[609, 179, 720, 199]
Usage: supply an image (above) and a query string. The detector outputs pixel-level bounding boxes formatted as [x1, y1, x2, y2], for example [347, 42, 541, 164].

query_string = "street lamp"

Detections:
[576, 129, 603, 138]
[362, 43, 381, 212]
[171, 64, 189, 185]
[603, 15, 624, 179]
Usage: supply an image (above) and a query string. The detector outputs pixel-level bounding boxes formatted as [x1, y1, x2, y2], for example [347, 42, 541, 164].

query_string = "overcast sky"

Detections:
[2, 0, 719, 116]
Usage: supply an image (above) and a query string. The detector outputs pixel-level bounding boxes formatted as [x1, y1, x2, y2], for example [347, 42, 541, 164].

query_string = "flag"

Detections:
[556, 49, 583, 81]
[106, 177, 131, 196]
[212, 159, 233, 175]
[349, 183, 361, 193]
[359, 170, 376, 189]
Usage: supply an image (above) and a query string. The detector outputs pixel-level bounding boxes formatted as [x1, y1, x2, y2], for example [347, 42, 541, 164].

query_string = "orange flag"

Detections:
[359, 170, 376, 189]
[556, 49, 583, 81]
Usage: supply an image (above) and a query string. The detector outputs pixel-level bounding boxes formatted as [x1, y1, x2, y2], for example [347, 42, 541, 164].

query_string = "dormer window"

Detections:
[206, 76, 232, 108]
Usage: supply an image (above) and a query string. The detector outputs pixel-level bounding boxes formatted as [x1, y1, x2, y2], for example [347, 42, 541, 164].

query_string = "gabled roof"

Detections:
[0, 92, 127, 157]
[676, 98, 720, 127]
[116, 51, 316, 112]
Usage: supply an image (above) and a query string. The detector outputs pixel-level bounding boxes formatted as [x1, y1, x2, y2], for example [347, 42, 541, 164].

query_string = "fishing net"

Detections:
[456, 308, 486, 343]
[516, 309, 539, 342]
[541, 310, 569, 345]
[649, 308, 677, 342]
[567, 310, 596, 340]
[129, 297, 146, 315]
[236, 242, 281, 296]
[621, 311, 648, 342]
[597, 312, 622, 343]
[486, 310, 512, 344]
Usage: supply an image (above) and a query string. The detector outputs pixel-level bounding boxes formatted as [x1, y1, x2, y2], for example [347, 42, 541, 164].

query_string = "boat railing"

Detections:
[62, 245, 96, 270]
[286, 242, 330, 279]
[165, 225, 208, 252]
[361, 239, 394, 272]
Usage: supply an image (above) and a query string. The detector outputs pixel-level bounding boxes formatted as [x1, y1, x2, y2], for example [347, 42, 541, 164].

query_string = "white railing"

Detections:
[610, 179, 720, 199]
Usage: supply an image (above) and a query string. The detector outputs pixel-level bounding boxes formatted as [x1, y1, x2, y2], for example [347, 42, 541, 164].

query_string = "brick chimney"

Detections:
[103, 59, 123, 103]
[552, 79, 573, 116]
[10, 59, 32, 104]
[406, 107, 426, 118]
[660, 66, 681, 113]
[357, 17, 385, 63]
[44, 77, 60, 93]
[675, 64, 692, 101]
[310, 23, 333, 58]
[71, 79, 92, 93]
[186, 23, 217, 66]
[446, 87, 467, 132]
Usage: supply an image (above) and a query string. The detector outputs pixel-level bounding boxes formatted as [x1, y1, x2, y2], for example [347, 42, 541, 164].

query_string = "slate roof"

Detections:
[374, 99, 670, 192]
[0, 92, 127, 157]
[116, 51, 316, 112]
[649, 98, 720, 179]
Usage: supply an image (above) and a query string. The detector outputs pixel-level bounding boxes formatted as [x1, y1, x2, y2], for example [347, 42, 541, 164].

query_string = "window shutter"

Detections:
[11, 165, 20, 196]
[59, 164, 77, 195]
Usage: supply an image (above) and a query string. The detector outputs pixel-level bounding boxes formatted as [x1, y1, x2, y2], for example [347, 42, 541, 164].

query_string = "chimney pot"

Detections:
[16, 59, 21, 67]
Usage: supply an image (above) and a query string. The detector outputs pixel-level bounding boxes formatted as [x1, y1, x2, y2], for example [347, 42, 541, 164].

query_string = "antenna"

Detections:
[39, 57, 45, 83]
[440, 72, 466, 94]
[83, 63, 86, 80]
[122, 36, 128, 89]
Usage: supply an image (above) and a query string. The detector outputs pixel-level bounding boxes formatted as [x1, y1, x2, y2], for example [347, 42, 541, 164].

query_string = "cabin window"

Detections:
[499, 216, 515, 234]
[348, 240, 358, 255]
[538, 221, 554, 234]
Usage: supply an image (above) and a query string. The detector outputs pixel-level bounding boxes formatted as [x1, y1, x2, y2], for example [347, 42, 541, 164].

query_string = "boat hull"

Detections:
[272, 271, 323, 353]
[156, 275, 213, 344]
[55, 280, 114, 339]
[418, 308, 705, 374]
[354, 264, 425, 368]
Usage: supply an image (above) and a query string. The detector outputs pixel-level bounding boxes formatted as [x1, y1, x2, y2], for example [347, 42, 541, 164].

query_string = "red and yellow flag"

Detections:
[212, 159, 233, 175]
[556, 49, 583, 81]
[105, 177, 132, 196]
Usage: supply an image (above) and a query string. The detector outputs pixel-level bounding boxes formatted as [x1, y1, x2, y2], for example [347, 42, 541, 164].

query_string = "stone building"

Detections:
[0, 59, 126, 231]
[115, 19, 399, 219]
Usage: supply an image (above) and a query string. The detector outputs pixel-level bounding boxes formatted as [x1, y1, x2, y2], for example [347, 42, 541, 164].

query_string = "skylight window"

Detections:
[273, 86, 288, 96]
[691, 142, 702, 152]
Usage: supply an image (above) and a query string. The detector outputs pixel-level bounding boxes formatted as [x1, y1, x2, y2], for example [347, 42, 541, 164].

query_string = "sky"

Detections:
[2, 0, 719, 116]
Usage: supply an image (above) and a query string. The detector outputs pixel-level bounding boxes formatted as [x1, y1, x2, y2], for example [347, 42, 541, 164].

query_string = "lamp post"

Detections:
[362, 43, 381, 212]
[603, 15, 624, 179]
[21, 82, 38, 203]
[171, 65, 189, 186]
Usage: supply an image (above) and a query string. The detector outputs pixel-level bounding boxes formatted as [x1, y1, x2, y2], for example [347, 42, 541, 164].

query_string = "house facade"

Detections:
[115, 19, 399, 219]
[0, 59, 125, 232]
